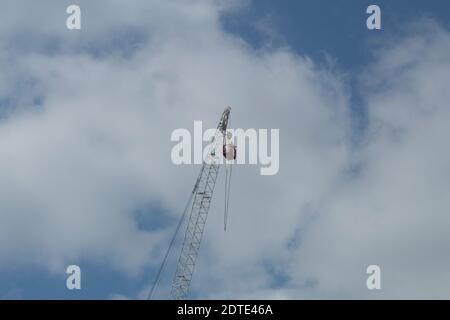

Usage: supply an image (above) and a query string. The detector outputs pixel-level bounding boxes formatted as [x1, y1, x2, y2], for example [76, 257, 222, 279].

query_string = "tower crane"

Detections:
[147, 106, 235, 300]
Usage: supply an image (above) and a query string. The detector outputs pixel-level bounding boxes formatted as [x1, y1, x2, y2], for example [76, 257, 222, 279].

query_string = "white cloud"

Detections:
[282, 21, 450, 299]
[0, 1, 449, 299]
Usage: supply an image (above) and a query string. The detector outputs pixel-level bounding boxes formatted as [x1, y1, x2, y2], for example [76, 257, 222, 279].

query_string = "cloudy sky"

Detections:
[0, 0, 450, 299]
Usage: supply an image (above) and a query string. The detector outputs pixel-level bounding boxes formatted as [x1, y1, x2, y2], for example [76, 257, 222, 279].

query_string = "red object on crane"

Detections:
[223, 143, 236, 160]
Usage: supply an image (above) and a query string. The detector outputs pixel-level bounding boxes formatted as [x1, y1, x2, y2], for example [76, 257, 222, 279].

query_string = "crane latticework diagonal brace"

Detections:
[170, 163, 220, 300]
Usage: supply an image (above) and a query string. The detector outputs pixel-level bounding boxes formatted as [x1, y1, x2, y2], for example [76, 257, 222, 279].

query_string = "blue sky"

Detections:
[1, 1, 450, 299]
[224, 0, 450, 70]
[223, 0, 450, 146]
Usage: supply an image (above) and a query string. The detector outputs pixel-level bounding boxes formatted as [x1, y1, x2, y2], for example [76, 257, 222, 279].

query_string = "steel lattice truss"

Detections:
[170, 107, 230, 300]
[170, 163, 220, 299]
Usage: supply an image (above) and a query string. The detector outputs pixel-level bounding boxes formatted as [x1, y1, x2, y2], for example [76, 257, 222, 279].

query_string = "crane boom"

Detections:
[170, 107, 231, 300]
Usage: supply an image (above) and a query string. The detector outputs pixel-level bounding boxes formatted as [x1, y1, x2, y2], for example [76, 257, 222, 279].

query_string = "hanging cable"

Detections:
[224, 164, 228, 231]
[223, 119, 233, 232]
[224, 162, 232, 231]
